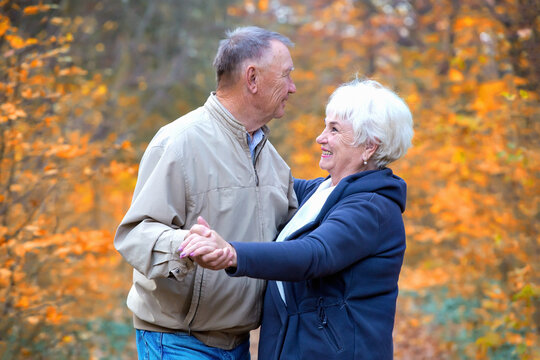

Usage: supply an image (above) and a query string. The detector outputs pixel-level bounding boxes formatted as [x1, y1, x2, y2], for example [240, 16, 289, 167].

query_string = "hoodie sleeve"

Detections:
[227, 194, 384, 281]
[114, 144, 194, 280]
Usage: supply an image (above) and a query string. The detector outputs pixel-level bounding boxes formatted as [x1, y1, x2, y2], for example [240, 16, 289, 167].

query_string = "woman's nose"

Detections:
[316, 131, 326, 144]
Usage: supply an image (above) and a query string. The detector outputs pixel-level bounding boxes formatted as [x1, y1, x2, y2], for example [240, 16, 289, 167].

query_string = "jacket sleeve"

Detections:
[114, 144, 194, 280]
[285, 173, 299, 223]
[227, 195, 381, 281]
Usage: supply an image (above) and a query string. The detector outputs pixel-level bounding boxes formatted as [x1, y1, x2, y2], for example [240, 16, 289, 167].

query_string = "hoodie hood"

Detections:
[323, 168, 407, 213]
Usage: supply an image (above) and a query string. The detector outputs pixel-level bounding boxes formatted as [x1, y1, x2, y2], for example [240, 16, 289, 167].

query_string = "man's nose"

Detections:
[288, 80, 296, 94]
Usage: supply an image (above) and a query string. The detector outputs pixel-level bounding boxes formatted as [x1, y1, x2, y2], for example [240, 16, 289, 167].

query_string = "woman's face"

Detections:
[316, 115, 367, 186]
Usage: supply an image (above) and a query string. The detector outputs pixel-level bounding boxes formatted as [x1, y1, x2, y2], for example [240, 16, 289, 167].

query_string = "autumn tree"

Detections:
[2, 0, 537, 358]
[227, 0, 539, 358]
[61, 0, 247, 142]
[0, 0, 250, 358]
[0, 1, 138, 357]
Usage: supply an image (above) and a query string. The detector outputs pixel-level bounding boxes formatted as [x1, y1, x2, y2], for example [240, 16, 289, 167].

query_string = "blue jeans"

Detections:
[136, 329, 251, 360]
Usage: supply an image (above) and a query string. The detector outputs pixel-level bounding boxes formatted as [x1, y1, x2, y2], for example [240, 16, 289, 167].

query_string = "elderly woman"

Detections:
[181, 78, 414, 360]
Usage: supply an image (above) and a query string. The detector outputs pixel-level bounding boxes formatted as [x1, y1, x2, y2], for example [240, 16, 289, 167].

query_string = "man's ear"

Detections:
[246, 65, 258, 94]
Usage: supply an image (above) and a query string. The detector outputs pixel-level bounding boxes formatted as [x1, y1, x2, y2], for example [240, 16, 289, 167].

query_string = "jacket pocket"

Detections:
[317, 298, 344, 353]
[187, 268, 263, 332]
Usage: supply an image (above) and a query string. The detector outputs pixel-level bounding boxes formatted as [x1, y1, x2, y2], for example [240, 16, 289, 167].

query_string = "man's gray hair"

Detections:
[326, 78, 414, 168]
[213, 26, 293, 85]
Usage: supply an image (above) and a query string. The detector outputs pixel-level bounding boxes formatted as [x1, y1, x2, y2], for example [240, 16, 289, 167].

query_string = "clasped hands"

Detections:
[179, 216, 237, 270]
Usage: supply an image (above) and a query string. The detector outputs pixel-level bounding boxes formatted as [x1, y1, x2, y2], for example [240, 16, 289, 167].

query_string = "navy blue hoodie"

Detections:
[228, 168, 407, 359]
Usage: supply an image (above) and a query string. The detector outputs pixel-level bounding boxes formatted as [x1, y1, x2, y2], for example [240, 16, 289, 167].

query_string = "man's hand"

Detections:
[179, 216, 237, 270]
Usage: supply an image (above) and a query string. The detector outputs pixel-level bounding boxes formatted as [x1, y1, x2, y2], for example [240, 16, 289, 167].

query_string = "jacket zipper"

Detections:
[252, 137, 267, 186]
[317, 297, 343, 352]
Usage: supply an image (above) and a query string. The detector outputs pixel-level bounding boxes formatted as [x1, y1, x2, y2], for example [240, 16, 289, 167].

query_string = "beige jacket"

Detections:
[114, 93, 297, 350]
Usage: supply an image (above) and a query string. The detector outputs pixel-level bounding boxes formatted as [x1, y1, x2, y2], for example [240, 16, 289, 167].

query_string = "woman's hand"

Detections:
[179, 216, 237, 270]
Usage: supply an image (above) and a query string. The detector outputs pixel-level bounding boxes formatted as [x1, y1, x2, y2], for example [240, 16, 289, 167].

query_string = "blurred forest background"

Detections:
[0, 0, 538, 359]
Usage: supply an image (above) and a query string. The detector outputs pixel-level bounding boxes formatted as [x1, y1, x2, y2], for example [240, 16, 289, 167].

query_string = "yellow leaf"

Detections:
[512, 284, 540, 303]
[72, 183, 95, 213]
[9, 184, 23, 193]
[23, 4, 50, 15]
[0, 268, 11, 287]
[258, 0, 268, 11]
[424, 33, 440, 44]
[25, 38, 38, 46]
[454, 16, 475, 31]
[120, 140, 132, 150]
[62, 335, 73, 343]
[449, 68, 464, 82]
[21, 88, 33, 98]
[5, 34, 25, 49]
[49, 144, 85, 159]
[46, 306, 63, 325]
[58, 66, 88, 76]
[23, 5, 40, 15]
[476, 332, 502, 347]
[473, 80, 507, 113]
[15, 296, 29, 308]
[94, 84, 108, 96]
[0, 15, 9, 37]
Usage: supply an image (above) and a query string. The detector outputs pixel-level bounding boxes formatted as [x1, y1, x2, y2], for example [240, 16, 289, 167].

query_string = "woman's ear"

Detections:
[364, 141, 379, 160]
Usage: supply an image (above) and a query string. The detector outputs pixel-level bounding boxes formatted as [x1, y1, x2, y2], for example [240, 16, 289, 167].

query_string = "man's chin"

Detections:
[274, 108, 286, 118]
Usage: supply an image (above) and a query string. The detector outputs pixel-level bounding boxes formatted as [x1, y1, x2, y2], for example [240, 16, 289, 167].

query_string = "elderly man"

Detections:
[114, 27, 298, 359]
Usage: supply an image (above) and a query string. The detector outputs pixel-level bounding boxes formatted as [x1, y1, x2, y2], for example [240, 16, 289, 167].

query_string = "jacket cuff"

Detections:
[225, 241, 243, 277]
[168, 229, 195, 280]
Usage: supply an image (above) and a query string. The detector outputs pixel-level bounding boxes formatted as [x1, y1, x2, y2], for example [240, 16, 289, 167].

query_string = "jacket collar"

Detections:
[204, 92, 270, 143]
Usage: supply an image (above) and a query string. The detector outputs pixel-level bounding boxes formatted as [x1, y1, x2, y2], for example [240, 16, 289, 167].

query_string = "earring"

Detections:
[363, 160, 367, 165]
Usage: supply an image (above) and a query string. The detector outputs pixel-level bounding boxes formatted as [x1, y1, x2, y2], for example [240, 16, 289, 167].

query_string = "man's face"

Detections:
[256, 40, 296, 122]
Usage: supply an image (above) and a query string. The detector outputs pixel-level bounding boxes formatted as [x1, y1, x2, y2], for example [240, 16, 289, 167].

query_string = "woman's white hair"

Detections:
[325, 78, 414, 168]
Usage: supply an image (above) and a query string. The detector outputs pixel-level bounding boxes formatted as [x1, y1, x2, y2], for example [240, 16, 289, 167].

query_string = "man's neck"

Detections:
[216, 90, 262, 136]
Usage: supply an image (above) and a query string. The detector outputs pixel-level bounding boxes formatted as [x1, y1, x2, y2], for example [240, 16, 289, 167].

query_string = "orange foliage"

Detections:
[1, 0, 538, 358]
[236, 0, 539, 358]
[0, 2, 137, 358]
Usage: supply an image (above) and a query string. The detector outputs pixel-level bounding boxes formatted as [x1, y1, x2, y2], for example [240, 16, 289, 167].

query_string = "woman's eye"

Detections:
[331, 127, 338, 132]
